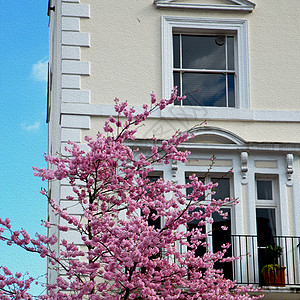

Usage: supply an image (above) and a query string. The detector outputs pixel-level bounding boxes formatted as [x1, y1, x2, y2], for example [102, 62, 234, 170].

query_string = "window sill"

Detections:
[160, 106, 300, 123]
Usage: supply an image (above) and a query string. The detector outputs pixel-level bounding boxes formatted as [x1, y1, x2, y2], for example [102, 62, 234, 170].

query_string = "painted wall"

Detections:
[80, 0, 299, 108]
[77, 0, 300, 142]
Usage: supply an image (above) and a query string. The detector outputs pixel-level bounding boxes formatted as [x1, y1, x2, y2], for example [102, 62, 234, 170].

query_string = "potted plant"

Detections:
[261, 244, 285, 286]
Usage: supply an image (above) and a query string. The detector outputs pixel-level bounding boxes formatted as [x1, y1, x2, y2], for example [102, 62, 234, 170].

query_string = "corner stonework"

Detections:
[61, 0, 91, 149]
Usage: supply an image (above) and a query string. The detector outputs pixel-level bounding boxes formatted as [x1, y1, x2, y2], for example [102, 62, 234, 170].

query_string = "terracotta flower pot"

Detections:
[262, 266, 286, 286]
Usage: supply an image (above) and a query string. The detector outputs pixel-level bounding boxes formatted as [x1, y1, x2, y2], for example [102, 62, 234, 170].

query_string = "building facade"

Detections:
[47, 0, 300, 298]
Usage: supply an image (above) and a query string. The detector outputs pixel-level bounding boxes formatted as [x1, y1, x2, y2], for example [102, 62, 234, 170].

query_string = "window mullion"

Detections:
[173, 68, 234, 74]
[179, 34, 183, 105]
[225, 36, 229, 107]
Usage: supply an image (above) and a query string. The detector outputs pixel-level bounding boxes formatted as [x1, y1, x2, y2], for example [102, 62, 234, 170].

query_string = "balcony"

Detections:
[218, 235, 300, 287]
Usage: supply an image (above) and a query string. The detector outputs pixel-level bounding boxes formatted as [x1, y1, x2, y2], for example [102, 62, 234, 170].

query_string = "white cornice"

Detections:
[125, 139, 300, 154]
[60, 103, 300, 124]
[154, 0, 255, 12]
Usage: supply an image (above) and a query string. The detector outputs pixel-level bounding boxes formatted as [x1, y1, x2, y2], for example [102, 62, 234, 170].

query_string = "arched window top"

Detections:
[187, 126, 245, 145]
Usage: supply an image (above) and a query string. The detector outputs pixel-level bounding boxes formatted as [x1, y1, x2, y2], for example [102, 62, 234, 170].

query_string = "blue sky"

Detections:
[0, 1, 49, 296]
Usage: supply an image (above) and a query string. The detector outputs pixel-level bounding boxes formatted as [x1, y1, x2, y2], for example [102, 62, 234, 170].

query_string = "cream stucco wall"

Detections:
[81, 116, 300, 143]
[79, 0, 300, 143]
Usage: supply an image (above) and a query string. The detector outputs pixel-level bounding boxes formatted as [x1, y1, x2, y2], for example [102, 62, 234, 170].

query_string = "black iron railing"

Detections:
[222, 235, 300, 286]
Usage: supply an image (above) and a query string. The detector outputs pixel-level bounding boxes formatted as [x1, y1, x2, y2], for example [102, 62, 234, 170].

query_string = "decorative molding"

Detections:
[62, 17, 80, 31]
[126, 139, 300, 154]
[186, 158, 232, 167]
[188, 126, 246, 145]
[59, 1, 91, 148]
[60, 103, 300, 124]
[254, 160, 277, 169]
[62, 89, 90, 103]
[62, 3, 90, 18]
[62, 61, 90, 75]
[171, 160, 178, 179]
[61, 115, 90, 129]
[62, 75, 81, 89]
[62, 32, 90, 47]
[62, 46, 81, 60]
[286, 154, 294, 181]
[241, 152, 248, 179]
[154, 0, 255, 12]
[61, 128, 81, 143]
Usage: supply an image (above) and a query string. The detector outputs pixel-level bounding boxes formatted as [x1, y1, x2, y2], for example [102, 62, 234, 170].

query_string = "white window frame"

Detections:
[162, 16, 250, 117]
[255, 175, 279, 239]
[255, 175, 278, 208]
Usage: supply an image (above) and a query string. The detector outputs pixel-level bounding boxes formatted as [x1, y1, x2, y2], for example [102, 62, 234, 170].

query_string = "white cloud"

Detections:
[21, 121, 41, 131]
[31, 58, 48, 82]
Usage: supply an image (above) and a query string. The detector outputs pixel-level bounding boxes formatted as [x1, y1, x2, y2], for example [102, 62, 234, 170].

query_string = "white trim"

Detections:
[126, 139, 300, 154]
[255, 176, 278, 206]
[162, 16, 250, 114]
[62, 32, 90, 47]
[60, 103, 300, 124]
[62, 46, 80, 60]
[62, 74, 81, 89]
[61, 115, 90, 129]
[62, 89, 90, 103]
[61, 128, 81, 142]
[154, 0, 255, 12]
[62, 17, 80, 31]
[62, 0, 80, 3]
[62, 46, 81, 60]
[62, 3, 90, 18]
[62, 60, 90, 75]
[188, 126, 246, 145]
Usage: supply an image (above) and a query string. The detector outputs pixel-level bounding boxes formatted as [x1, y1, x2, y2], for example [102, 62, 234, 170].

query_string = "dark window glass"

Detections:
[182, 73, 226, 106]
[182, 35, 226, 70]
[257, 180, 273, 200]
[173, 34, 235, 107]
[227, 74, 235, 107]
[256, 208, 276, 246]
[212, 208, 232, 279]
[173, 34, 180, 68]
[212, 178, 230, 200]
[256, 208, 277, 284]
[227, 36, 234, 70]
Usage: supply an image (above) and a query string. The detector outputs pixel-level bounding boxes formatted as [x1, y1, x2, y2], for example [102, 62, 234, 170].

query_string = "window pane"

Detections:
[212, 208, 233, 280]
[173, 72, 181, 105]
[257, 180, 273, 200]
[227, 36, 234, 70]
[182, 73, 226, 106]
[228, 74, 235, 107]
[182, 35, 226, 70]
[256, 208, 276, 246]
[173, 34, 180, 68]
[212, 178, 230, 200]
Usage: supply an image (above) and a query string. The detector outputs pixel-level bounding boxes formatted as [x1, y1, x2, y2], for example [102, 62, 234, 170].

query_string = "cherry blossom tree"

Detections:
[0, 89, 262, 299]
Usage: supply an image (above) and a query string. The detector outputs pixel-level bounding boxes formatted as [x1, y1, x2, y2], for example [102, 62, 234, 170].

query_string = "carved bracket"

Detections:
[171, 160, 178, 179]
[241, 152, 248, 179]
[286, 154, 294, 181]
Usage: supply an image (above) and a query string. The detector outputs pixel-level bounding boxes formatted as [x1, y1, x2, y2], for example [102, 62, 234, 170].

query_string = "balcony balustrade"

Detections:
[217, 235, 300, 286]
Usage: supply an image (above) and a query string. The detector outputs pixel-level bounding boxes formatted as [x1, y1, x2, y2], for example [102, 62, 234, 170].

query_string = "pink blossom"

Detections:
[0, 90, 262, 300]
